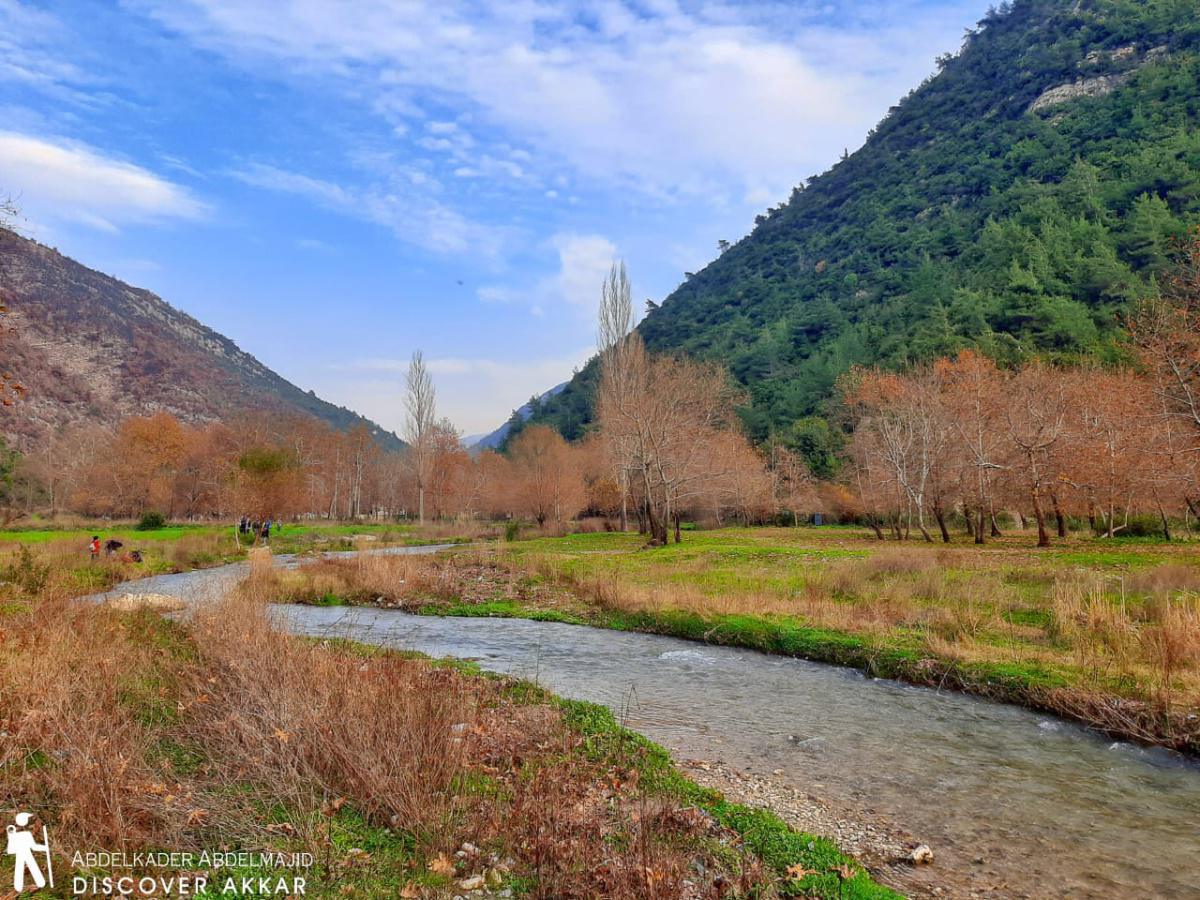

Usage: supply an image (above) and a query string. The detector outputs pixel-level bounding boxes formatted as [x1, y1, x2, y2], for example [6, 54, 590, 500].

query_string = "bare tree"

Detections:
[1003, 363, 1068, 547]
[508, 424, 586, 526]
[1130, 228, 1200, 450]
[404, 350, 436, 523]
[941, 351, 1005, 544]
[598, 337, 743, 545]
[597, 260, 634, 530]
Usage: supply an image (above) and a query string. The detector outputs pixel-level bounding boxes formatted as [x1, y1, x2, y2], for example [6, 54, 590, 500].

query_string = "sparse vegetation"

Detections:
[1, 552, 896, 898]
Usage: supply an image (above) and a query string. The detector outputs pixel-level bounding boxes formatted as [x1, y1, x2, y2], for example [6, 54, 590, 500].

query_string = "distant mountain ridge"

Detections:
[470, 381, 568, 450]
[0, 229, 402, 449]
[516, 0, 1200, 444]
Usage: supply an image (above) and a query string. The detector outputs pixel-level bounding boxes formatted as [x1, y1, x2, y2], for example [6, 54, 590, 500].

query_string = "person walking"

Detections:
[89, 536, 101, 561]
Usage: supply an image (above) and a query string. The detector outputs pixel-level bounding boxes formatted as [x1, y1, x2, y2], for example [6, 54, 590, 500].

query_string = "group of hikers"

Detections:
[86, 516, 278, 560]
[238, 516, 275, 544]
[87, 514, 276, 561]
[87, 536, 142, 563]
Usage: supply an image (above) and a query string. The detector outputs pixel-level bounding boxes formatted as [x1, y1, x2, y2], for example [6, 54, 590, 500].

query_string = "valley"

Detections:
[4, 0, 1200, 896]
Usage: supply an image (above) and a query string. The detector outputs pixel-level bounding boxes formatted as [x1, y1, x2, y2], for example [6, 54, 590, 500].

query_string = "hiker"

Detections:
[260, 518, 271, 543]
[239, 515, 250, 536]
[89, 536, 101, 560]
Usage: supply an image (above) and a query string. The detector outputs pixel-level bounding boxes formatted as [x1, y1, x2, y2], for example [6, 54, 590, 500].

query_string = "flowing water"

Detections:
[96, 553, 1200, 899]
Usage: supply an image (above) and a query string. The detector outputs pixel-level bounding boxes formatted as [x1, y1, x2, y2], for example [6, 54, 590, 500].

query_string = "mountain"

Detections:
[0, 230, 402, 449]
[470, 381, 568, 450]
[516, 0, 1200, 446]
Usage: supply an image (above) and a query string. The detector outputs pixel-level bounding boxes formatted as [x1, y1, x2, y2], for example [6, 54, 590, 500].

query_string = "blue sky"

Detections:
[0, 0, 989, 435]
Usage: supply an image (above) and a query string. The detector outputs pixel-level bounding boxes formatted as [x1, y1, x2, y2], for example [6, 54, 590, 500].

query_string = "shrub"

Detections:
[2, 545, 50, 596]
[136, 511, 166, 531]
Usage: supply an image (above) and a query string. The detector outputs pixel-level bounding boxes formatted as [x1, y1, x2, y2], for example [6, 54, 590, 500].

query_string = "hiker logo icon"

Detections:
[5, 812, 53, 893]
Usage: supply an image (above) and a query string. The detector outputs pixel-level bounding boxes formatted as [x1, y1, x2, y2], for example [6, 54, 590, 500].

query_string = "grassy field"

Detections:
[0, 574, 896, 898]
[270, 525, 1200, 752]
[0, 519, 452, 547]
[505, 526, 1200, 751]
[0, 520, 470, 609]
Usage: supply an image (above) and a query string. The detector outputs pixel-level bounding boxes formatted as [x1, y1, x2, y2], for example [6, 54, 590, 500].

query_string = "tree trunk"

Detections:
[976, 506, 986, 545]
[1050, 491, 1067, 538]
[989, 507, 1002, 538]
[867, 515, 884, 540]
[1031, 489, 1050, 548]
[645, 499, 667, 546]
[1155, 495, 1171, 542]
[619, 470, 628, 532]
[673, 511, 682, 544]
[963, 502, 975, 538]
[933, 503, 951, 543]
[917, 517, 933, 542]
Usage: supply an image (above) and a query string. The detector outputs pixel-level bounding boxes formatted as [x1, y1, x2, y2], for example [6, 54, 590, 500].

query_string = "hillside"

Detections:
[470, 381, 567, 451]
[516, 0, 1200, 445]
[0, 229, 402, 449]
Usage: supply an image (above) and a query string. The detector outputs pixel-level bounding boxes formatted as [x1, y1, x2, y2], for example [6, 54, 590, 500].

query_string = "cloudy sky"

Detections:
[0, 0, 989, 435]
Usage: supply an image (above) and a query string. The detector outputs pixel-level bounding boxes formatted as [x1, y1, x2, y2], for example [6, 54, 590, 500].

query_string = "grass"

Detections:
[0, 519, 474, 611]
[509, 528, 1200, 751]
[0, 519, 460, 549]
[272, 526, 1200, 752]
[2, 563, 898, 898]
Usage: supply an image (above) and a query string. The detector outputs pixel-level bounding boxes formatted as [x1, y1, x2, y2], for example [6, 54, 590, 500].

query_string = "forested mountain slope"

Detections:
[518, 0, 1200, 444]
[0, 229, 402, 449]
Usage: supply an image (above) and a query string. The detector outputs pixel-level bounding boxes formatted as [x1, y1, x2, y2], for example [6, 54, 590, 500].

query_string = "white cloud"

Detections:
[477, 231, 618, 316]
[132, 0, 982, 202]
[0, 131, 207, 232]
[0, 2, 98, 107]
[230, 161, 507, 257]
[553, 233, 618, 308]
[325, 347, 593, 434]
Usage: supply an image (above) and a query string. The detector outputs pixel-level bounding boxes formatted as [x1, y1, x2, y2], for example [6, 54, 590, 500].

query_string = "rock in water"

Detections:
[106, 593, 187, 612]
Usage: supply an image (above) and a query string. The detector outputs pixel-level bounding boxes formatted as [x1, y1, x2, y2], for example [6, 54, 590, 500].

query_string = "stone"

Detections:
[458, 875, 485, 891]
[909, 844, 934, 865]
[1028, 74, 1129, 114]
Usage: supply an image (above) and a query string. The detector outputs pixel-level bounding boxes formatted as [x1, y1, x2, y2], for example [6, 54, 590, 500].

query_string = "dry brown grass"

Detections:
[1125, 563, 1200, 600]
[3, 553, 765, 897]
[187, 588, 475, 839]
[263, 550, 476, 606]
[187, 588, 765, 896]
[0, 597, 196, 851]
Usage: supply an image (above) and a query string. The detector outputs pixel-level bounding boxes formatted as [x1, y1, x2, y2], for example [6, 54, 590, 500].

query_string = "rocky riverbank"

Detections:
[679, 759, 1036, 900]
